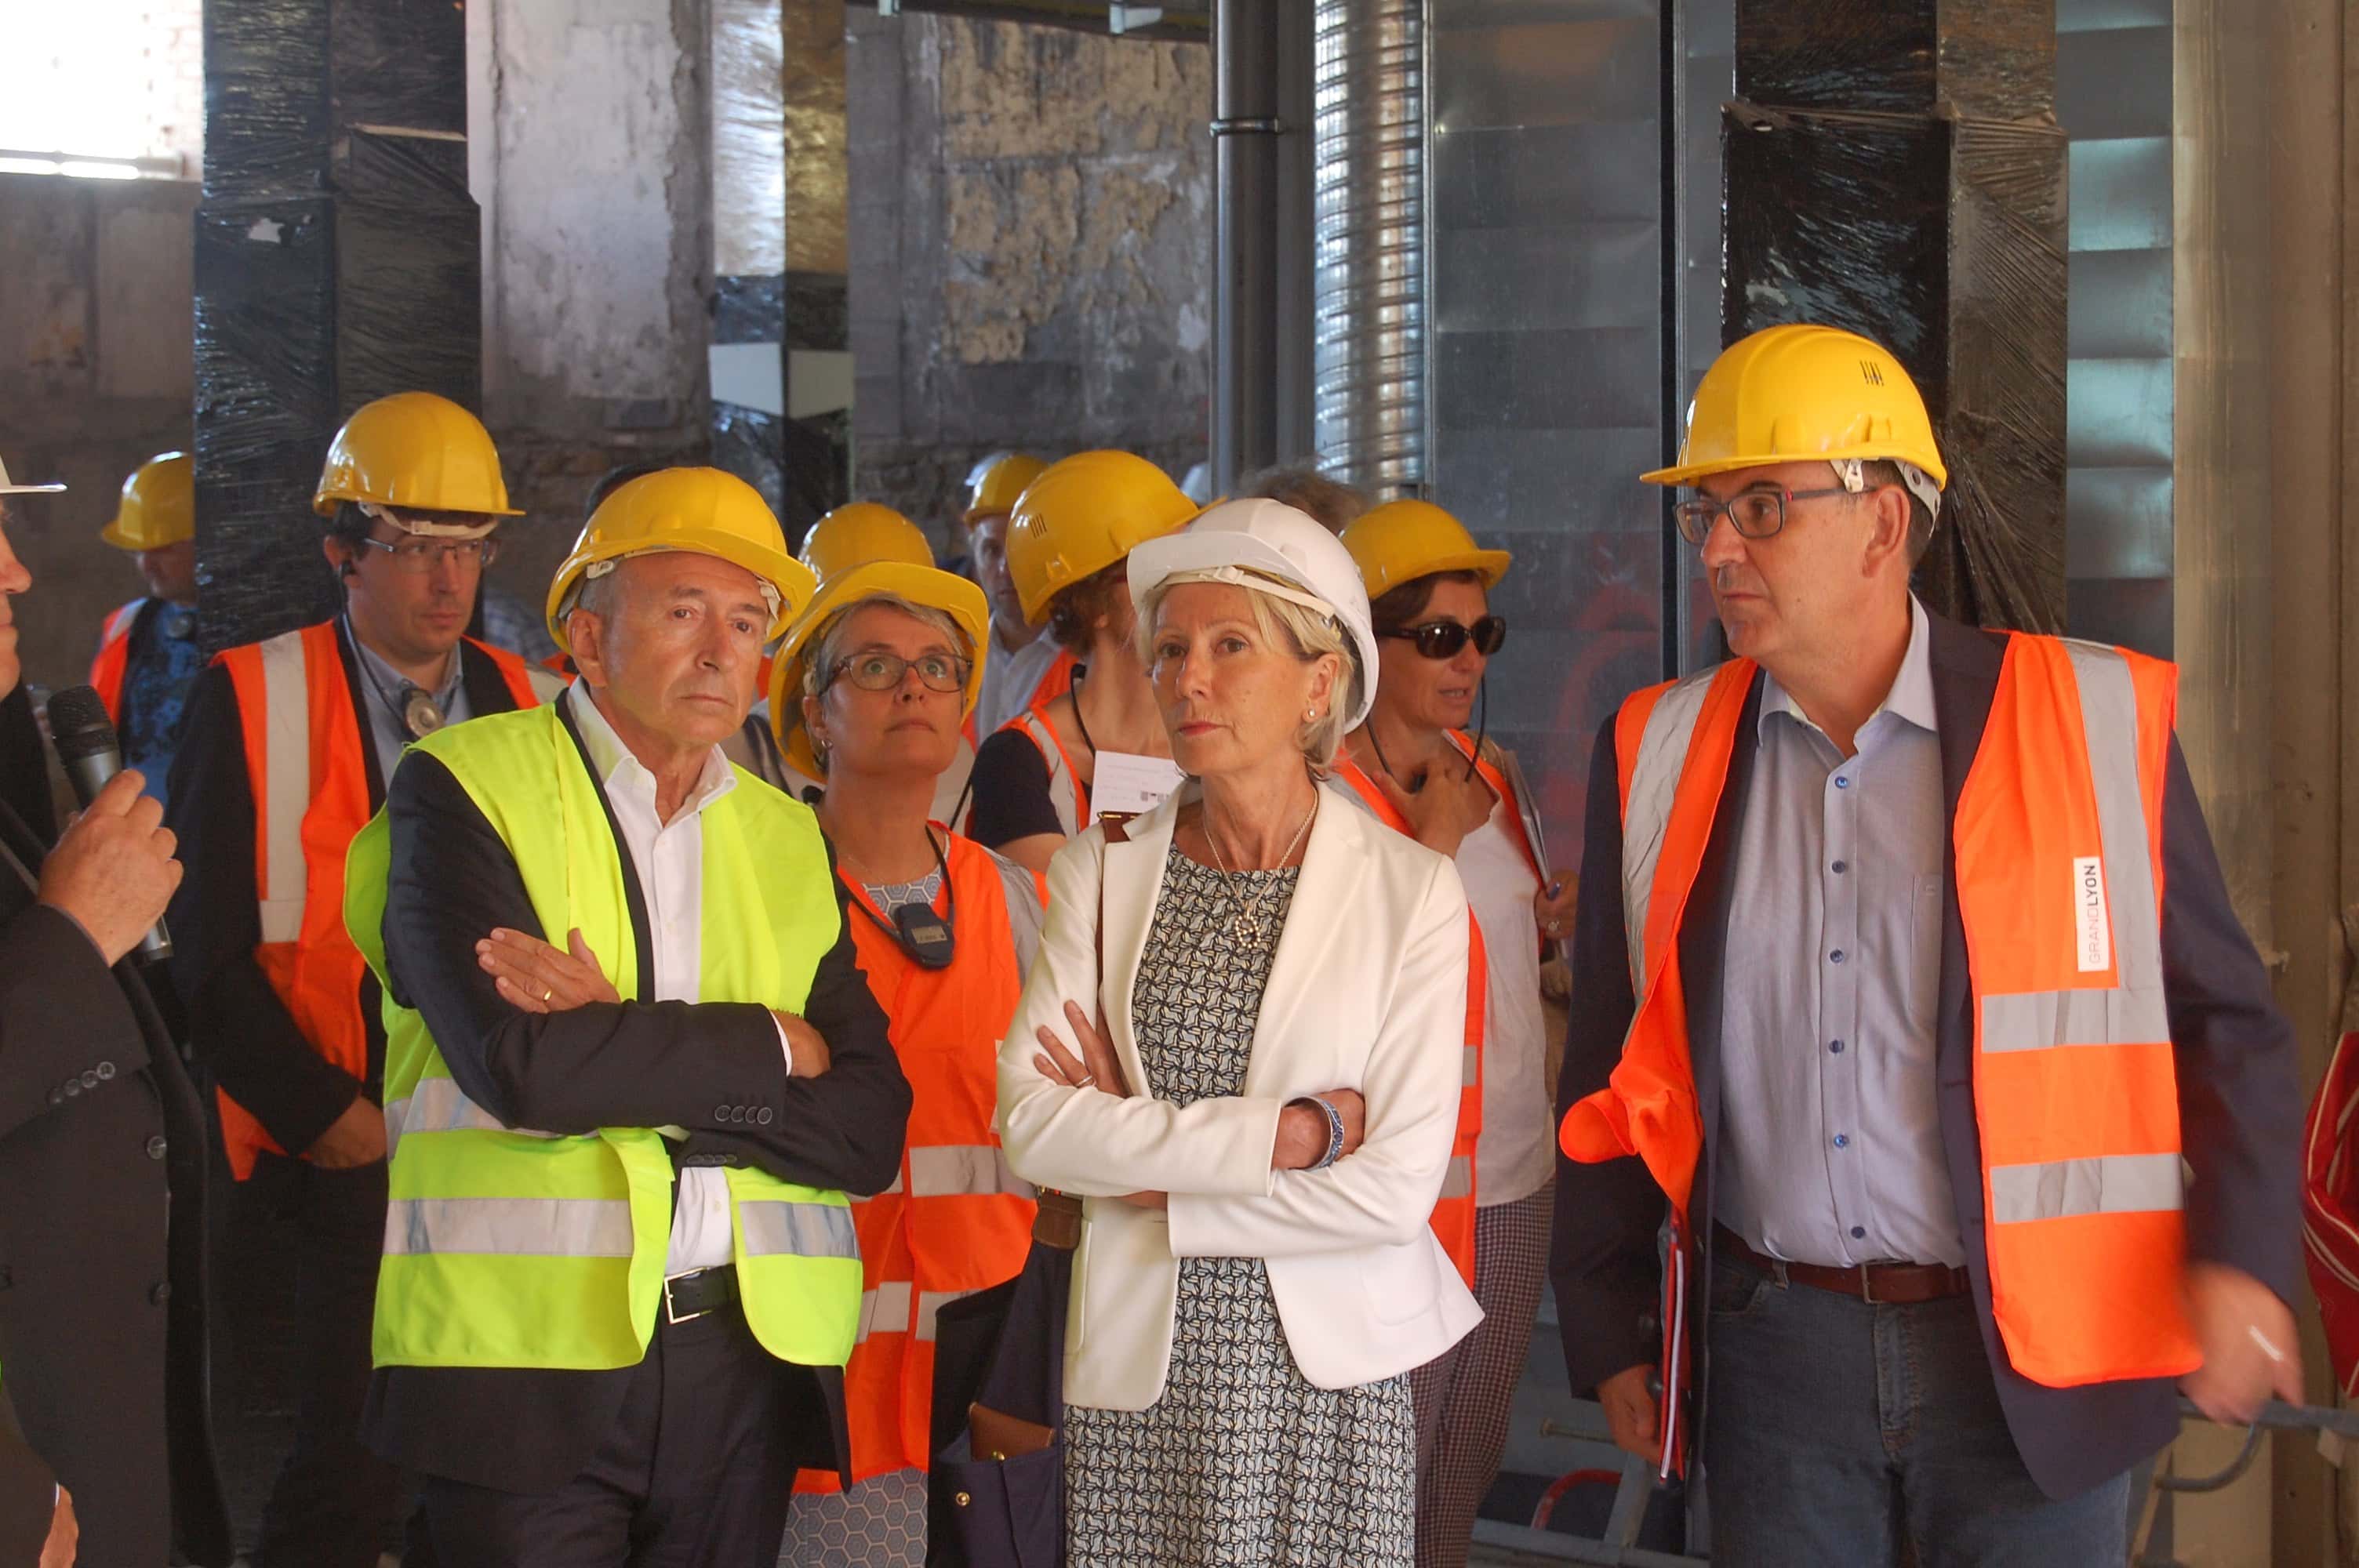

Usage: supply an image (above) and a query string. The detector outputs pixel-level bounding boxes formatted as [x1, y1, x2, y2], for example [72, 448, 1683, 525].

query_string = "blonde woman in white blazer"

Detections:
[996, 500, 1481, 1568]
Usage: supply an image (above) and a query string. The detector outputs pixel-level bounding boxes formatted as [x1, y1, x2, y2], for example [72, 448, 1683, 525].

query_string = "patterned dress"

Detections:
[1063, 847, 1417, 1567]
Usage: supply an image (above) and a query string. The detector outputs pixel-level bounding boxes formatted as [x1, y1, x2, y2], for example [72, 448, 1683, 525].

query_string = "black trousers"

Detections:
[244, 1152, 406, 1568]
[416, 1299, 801, 1567]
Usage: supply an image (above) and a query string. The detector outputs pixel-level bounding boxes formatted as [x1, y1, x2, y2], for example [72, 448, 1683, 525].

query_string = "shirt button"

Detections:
[1831, 860, 1848, 874]
[149, 1282, 171, 1305]
[1829, 1040, 1845, 1054]
[1851, 1226, 1866, 1240]
[1830, 950, 1846, 964]
[96, 1062, 116, 1080]
[1833, 1134, 1850, 1149]
[1834, 775, 1851, 789]
[80, 1069, 99, 1089]
[147, 1135, 168, 1160]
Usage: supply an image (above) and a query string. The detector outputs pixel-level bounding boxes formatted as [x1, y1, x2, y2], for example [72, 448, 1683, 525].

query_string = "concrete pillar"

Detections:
[465, 0, 715, 608]
[194, 0, 479, 652]
[1721, 0, 2069, 633]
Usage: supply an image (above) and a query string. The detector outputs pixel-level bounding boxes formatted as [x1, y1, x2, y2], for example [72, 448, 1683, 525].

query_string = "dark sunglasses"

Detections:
[1379, 615, 1507, 660]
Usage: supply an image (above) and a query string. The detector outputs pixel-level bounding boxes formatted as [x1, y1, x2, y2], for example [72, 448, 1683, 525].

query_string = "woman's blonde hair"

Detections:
[1136, 570, 1363, 771]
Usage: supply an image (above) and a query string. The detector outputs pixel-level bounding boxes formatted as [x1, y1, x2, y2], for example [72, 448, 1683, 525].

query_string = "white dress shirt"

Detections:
[1456, 804, 1552, 1206]
[972, 619, 1063, 738]
[565, 684, 792, 1274]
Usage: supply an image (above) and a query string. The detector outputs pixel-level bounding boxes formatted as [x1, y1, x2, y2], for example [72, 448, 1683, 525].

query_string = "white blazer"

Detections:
[995, 781, 1484, 1412]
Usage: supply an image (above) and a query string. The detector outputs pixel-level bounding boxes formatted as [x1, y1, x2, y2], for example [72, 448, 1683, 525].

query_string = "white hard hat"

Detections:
[0, 457, 65, 495]
[1128, 497, 1379, 730]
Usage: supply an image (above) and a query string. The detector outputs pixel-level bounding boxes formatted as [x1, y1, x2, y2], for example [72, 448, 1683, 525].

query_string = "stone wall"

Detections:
[848, 13, 1212, 546]
[0, 173, 198, 694]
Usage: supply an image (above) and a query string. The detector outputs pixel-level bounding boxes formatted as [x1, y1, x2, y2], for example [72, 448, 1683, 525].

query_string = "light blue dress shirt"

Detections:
[1716, 597, 1965, 1269]
[347, 626, 471, 787]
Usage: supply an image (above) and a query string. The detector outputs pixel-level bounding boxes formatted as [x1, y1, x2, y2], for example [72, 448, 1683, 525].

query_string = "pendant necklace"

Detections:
[1205, 789, 1317, 944]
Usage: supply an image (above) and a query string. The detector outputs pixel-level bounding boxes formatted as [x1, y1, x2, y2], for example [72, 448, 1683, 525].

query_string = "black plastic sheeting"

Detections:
[1734, 0, 2055, 122]
[202, 0, 465, 201]
[714, 404, 852, 552]
[1721, 100, 2068, 634]
[194, 0, 478, 655]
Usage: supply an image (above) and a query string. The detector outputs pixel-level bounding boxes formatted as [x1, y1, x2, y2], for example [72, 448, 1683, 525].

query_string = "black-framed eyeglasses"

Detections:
[1673, 485, 1863, 546]
[1379, 615, 1507, 660]
[355, 535, 500, 573]
[823, 651, 971, 695]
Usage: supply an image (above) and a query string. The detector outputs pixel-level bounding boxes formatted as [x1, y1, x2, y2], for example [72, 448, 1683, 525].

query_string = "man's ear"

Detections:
[322, 535, 356, 580]
[568, 609, 605, 687]
[1863, 486, 1912, 575]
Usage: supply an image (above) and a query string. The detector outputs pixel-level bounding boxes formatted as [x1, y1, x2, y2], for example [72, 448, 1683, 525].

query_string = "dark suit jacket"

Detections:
[0, 799, 228, 1565]
[362, 697, 911, 1494]
[164, 634, 536, 1158]
[1550, 611, 2303, 1501]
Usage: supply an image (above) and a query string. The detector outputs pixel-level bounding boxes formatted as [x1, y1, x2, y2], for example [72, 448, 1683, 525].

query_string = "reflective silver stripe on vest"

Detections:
[738, 1199, 860, 1261]
[1015, 711, 1081, 838]
[1980, 986, 2171, 1053]
[1461, 1044, 1479, 1089]
[1619, 670, 1721, 996]
[907, 1145, 1034, 1200]
[1978, 643, 2167, 1051]
[383, 1076, 567, 1163]
[256, 630, 311, 945]
[1440, 1154, 1473, 1201]
[918, 1288, 975, 1343]
[856, 1279, 914, 1343]
[382, 1196, 634, 1257]
[1989, 1152, 2185, 1224]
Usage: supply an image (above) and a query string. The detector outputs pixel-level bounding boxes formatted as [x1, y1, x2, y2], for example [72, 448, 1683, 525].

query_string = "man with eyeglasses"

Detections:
[1549, 325, 2301, 1566]
[164, 391, 562, 1568]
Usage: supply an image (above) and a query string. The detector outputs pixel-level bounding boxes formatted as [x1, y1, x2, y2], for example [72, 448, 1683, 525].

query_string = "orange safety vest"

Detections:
[990, 702, 1090, 841]
[90, 599, 147, 722]
[213, 620, 547, 1180]
[1335, 732, 1544, 1289]
[1560, 634, 2198, 1476]
[798, 833, 1038, 1489]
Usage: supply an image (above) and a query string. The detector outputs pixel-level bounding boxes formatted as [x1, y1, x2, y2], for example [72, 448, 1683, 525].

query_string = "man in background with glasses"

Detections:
[164, 391, 561, 1568]
[1550, 324, 2301, 1566]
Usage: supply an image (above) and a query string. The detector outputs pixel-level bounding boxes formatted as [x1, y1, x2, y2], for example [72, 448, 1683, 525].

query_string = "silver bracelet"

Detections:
[1293, 1094, 1346, 1170]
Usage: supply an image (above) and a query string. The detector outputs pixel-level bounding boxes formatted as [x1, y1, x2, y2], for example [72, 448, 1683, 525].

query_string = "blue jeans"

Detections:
[1703, 1250, 2129, 1567]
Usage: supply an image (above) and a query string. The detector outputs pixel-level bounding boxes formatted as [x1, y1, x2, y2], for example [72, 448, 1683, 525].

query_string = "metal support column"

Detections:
[1212, 0, 1283, 493]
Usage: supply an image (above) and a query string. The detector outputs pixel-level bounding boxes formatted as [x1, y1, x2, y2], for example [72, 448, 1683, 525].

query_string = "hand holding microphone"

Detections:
[38, 685, 179, 966]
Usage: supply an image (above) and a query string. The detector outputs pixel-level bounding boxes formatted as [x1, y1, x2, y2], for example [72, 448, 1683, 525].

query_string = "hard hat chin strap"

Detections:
[1828, 458, 1942, 521]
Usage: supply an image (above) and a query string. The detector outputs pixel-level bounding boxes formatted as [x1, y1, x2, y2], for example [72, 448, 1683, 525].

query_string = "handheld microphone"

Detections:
[46, 684, 173, 963]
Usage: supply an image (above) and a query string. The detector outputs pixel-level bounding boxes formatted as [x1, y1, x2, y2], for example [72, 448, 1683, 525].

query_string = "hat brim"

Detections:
[769, 562, 990, 777]
[1641, 446, 1951, 490]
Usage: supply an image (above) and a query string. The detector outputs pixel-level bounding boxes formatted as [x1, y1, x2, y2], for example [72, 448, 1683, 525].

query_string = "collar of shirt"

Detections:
[564, 681, 737, 829]
[1757, 595, 1938, 745]
[351, 626, 464, 711]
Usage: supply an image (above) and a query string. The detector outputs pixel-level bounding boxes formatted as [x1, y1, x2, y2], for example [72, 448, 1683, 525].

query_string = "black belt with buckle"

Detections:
[662, 1264, 740, 1325]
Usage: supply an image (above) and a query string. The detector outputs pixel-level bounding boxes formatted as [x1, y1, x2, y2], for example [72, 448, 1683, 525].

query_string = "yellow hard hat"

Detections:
[545, 466, 816, 653]
[1642, 324, 1949, 492]
[100, 452, 194, 552]
[1343, 499, 1510, 601]
[962, 452, 1052, 525]
[769, 561, 989, 777]
[313, 391, 522, 518]
[1005, 450, 1198, 626]
[798, 503, 934, 581]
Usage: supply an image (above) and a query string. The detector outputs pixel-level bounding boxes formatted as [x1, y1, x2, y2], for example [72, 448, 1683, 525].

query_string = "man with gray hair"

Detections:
[345, 465, 909, 1563]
